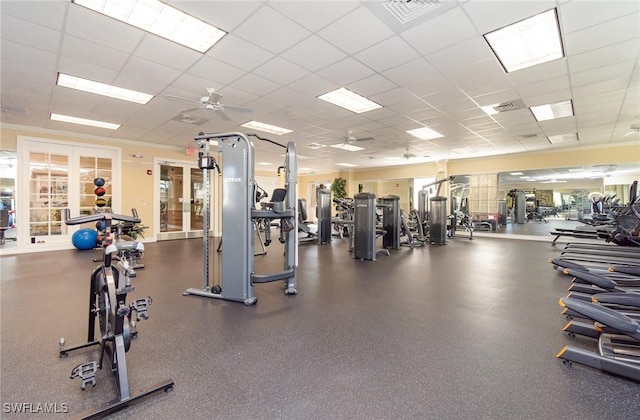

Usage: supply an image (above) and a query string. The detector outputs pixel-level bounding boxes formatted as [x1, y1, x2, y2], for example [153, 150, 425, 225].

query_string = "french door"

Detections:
[155, 159, 212, 240]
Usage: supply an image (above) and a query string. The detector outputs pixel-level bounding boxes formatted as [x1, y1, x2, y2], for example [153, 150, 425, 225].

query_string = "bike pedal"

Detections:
[70, 361, 98, 390]
[130, 297, 152, 321]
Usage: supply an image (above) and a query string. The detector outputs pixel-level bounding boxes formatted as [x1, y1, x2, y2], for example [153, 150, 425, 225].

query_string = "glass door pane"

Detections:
[79, 156, 112, 215]
[28, 152, 69, 238]
[190, 167, 204, 231]
[160, 165, 184, 233]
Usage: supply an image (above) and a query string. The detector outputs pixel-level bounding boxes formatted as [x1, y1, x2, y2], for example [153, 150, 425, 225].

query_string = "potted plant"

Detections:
[330, 177, 347, 200]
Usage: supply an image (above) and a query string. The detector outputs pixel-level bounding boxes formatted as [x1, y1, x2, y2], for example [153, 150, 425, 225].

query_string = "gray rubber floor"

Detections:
[1, 236, 638, 419]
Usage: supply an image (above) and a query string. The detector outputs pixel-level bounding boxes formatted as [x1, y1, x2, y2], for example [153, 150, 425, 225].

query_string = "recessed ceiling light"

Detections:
[406, 127, 444, 140]
[330, 143, 365, 152]
[530, 100, 573, 121]
[520, 176, 530, 179]
[336, 162, 357, 167]
[72, 0, 226, 53]
[57, 73, 153, 104]
[484, 9, 563, 72]
[481, 104, 499, 116]
[317, 87, 382, 114]
[50, 113, 120, 130]
[241, 120, 293, 135]
[510, 172, 524, 175]
[547, 133, 578, 144]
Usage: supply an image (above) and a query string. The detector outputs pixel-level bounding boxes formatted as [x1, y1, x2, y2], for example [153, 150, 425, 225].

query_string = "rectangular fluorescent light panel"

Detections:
[547, 133, 578, 144]
[530, 100, 573, 121]
[241, 120, 293, 135]
[72, 0, 226, 53]
[50, 113, 120, 130]
[317, 88, 382, 114]
[330, 143, 365, 152]
[484, 9, 563, 72]
[57, 73, 153, 104]
[510, 172, 524, 175]
[336, 163, 357, 167]
[406, 127, 444, 140]
[257, 162, 273, 166]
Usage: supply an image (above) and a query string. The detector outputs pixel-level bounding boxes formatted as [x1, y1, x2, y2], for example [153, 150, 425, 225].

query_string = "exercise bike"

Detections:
[60, 209, 174, 419]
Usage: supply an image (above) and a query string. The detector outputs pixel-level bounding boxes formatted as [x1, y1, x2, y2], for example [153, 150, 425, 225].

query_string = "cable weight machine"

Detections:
[183, 132, 298, 305]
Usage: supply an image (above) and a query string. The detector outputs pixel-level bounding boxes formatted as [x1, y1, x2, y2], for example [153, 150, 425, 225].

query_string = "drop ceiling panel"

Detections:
[317, 57, 376, 86]
[354, 36, 420, 73]
[505, 59, 568, 86]
[317, 7, 394, 54]
[207, 35, 274, 72]
[113, 73, 165, 97]
[133, 35, 203, 71]
[567, 39, 640, 73]
[280, 35, 348, 72]
[444, 59, 504, 85]
[400, 7, 477, 56]
[463, 0, 556, 33]
[252, 56, 310, 85]
[0, 0, 67, 30]
[171, 0, 262, 33]
[571, 59, 636, 88]
[187, 56, 246, 86]
[233, 6, 311, 54]
[458, 75, 514, 98]
[270, 1, 359, 32]
[425, 37, 496, 74]
[66, 5, 144, 54]
[348, 74, 397, 97]
[60, 35, 130, 71]
[572, 77, 632, 98]
[559, 0, 639, 34]
[1, 40, 58, 72]
[121, 56, 182, 87]
[516, 76, 571, 98]
[564, 13, 639, 56]
[0, 13, 62, 52]
[522, 89, 572, 108]
[381, 58, 439, 87]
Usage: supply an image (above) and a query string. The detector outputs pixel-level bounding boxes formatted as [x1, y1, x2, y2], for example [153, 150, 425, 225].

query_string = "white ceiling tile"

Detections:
[188, 56, 246, 86]
[318, 6, 394, 54]
[405, 75, 452, 97]
[567, 39, 639, 73]
[348, 74, 397, 97]
[1, 39, 58, 71]
[381, 58, 439, 87]
[400, 6, 477, 56]
[252, 56, 310, 85]
[1, 0, 67, 30]
[462, 0, 556, 34]
[281, 35, 348, 72]
[426, 37, 496, 73]
[506, 58, 569, 86]
[317, 57, 376, 86]
[121, 56, 182, 88]
[244, 96, 288, 115]
[267, 87, 310, 107]
[228, 73, 282, 97]
[370, 88, 417, 107]
[0, 13, 62, 52]
[571, 59, 636, 88]
[233, 6, 311, 54]
[444, 59, 505, 85]
[516, 75, 571, 98]
[458, 75, 513, 98]
[559, 0, 639, 34]
[564, 12, 639, 56]
[288, 74, 336, 97]
[422, 89, 472, 108]
[572, 77, 631, 99]
[112, 72, 165, 97]
[522, 89, 572, 108]
[269, 1, 359, 32]
[58, 56, 119, 85]
[166, 0, 263, 33]
[207, 35, 275, 71]
[60, 35, 130, 71]
[66, 4, 144, 54]
[132, 35, 202, 71]
[472, 89, 522, 107]
[354, 36, 420, 73]
[211, 86, 259, 107]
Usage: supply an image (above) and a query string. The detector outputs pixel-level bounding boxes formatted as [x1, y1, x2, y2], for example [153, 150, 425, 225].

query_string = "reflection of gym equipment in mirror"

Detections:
[0, 188, 16, 245]
[183, 132, 298, 305]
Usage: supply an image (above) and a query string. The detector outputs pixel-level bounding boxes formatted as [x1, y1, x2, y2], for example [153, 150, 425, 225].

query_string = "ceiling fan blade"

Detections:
[354, 136, 375, 142]
[180, 107, 202, 114]
[164, 95, 201, 104]
[223, 104, 253, 113]
[216, 109, 231, 121]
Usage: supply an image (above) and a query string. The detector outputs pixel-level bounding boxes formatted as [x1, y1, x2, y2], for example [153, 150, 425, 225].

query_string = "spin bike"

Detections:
[60, 209, 174, 419]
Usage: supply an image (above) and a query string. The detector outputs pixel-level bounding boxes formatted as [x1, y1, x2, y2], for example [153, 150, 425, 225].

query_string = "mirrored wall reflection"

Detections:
[492, 163, 640, 236]
[0, 151, 17, 248]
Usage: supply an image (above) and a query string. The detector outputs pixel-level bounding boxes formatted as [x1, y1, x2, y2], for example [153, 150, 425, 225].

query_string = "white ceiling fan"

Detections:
[341, 129, 374, 144]
[165, 88, 252, 121]
[623, 123, 640, 136]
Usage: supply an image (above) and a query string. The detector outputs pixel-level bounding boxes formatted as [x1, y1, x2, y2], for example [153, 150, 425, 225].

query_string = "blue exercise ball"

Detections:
[72, 228, 98, 250]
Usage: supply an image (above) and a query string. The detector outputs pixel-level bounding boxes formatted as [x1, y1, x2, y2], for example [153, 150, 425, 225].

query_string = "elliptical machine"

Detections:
[60, 209, 174, 419]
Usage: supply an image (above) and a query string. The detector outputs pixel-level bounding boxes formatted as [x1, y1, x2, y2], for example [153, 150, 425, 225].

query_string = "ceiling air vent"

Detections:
[172, 114, 207, 125]
[492, 99, 526, 113]
[514, 133, 538, 140]
[383, 0, 442, 24]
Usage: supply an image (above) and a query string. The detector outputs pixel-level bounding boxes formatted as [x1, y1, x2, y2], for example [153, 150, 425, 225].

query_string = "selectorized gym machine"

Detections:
[183, 132, 298, 305]
[60, 210, 174, 419]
